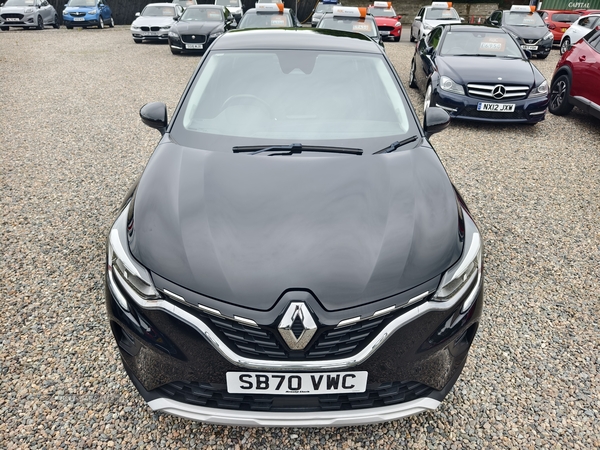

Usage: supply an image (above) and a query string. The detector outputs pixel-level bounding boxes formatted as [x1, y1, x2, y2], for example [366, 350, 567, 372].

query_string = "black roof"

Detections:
[213, 28, 380, 52]
[445, 24, 506, 33]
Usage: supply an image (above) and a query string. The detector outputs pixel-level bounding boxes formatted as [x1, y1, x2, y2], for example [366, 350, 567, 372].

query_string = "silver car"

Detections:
[131, 2, 183, 44]
[0, 0, 59, 30]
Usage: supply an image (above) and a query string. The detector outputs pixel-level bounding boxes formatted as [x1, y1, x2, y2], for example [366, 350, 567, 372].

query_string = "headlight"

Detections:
[88, 9, 97, 15]
[433, 215, 482, 312]
[439, 75, 465, 95]
[394, 21, 401, 27]
[25, 7, 34, 13]
[209, 30, 223, 38]
[107, 205, 160, 311]
[530, 79, 548, 97]
[168, 31, 178, 37]
[160, 25, 171, 30]
[131, 26, 140, 30]
[63, 10, 69, 15]
[423, 23, 433, 30]
[544, 32, 553, 40]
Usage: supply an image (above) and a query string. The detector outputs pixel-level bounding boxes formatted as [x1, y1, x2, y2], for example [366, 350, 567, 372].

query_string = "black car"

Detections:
[105, 28, 483, 426]
[168, 5, 235, 54]
[409, 24, 549, 124]
[486, 5, 553, 59]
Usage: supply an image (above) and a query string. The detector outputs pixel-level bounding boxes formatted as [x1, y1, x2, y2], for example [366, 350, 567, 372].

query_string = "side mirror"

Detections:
[173, 15, 178, 20]
[135, 12, 140, 17]
[140, 102, 168, 135]
[523, 49, 532, 59]
[490, 19, 498, 25]
[397, 15, 402, 20]
[460, 17, 465, 22]
[425, 45, 434, 55]
[415, 15, 421, 20]
[423, 107, 450, 138]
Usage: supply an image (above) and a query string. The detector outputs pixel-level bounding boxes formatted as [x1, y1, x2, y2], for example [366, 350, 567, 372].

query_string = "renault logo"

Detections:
[492, 85, 506, 99]
[278, 302, 317, 350]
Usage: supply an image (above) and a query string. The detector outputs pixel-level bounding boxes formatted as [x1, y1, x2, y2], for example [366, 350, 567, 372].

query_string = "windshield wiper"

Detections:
[232, 143, 363, 156]
[373, 135, 419, 154]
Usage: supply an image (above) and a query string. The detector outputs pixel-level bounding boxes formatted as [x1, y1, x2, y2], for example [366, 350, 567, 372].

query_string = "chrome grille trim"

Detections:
[467, 84, 530, 100]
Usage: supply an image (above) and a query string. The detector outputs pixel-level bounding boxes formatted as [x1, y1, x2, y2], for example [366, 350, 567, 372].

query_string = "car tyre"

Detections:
[170, 47, 181, 55]
[393, 35, 400, 42]
[560, 37, 570, 55]
[53, 14, 60, 28]
[109, 16, 114, 27]
[424, 83, 432, 112]
[409, 59, 418, 89]
[36, 15, 44, 30]
[549, 74, 574, 116]
[98, 16, 104, 29]
[0, 26, 8, 31]
[133, 38, 143, 44]
[410, 31, 415, 42]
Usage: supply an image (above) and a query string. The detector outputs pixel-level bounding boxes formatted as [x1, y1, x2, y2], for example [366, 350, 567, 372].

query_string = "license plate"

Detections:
[74, 18, 85, 21]
[226, 371, 368, 395]
[6, 18, 19, 21]
[521, 45, 538, 50]
[186, 43, 203, 49]
[141, 32, 157, 36]
[380, 31, 390, 36]
[477, 102, 516, 112]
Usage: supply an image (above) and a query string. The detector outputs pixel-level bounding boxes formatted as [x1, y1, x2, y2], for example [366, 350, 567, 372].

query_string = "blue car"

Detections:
[63, 0, 113, 29]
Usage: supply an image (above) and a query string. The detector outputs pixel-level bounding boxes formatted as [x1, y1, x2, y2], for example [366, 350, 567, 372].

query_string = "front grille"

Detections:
[157, 380, 434, 412]
[70, 12, 85, 17]
[522, 38, 539, 45]
[307, 317, 384, 358]
[140, 26, 161, 32]
[467, 83, 529, 100]
[379, 26, 395, 32]
[181, 34, 207, 44]
[461, 106, 527, 120]
[1, 13, 24, 19]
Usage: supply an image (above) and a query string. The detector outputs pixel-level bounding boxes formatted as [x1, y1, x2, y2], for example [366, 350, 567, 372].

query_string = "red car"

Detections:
[538, 10, 583, 44]
[549, 26, 600, 119]
[368, 1, 401, 42]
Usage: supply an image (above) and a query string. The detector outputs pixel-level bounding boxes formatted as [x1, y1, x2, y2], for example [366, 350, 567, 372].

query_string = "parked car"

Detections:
[409, 24, 549, 124]
[550, 27, 600, 119]
[537, 9, 582, 45]
[214, 0, 243, 22]
[168, 4, 236, 55]
[317, 6, 383, 47]
[237, 3, 299, 29]
[172, 0, 197, 8]
[311, 0, 339, 27]
[410, 2, 461, 42]
[63, 0, 113, 29]
[559, 13, 600, 54]
[105, 27, 483, 427]
[130, 3, 183, 44]
[368, 1, 401, 42]
[0, 0, 59, 30]
[486, 5, 553, 59]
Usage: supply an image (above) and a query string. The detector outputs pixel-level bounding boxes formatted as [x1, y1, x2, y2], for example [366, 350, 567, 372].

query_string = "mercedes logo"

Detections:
[277, 302, 317, 350]
[492, 85, 506, 100]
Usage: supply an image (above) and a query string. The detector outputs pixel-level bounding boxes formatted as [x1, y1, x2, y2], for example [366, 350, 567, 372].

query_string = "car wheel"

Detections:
[36, 15, 44, 30]
[549, 74, 574, 116]
[424, 83, 432, 112]
[393, 35, 400, 42]
[560, 37, 570, 55]
[0, 26, 8, 31]
[53, 14, 60, 28]
[66, 25, 73, 29]
[98, 16, 104, 29]
[408, 59, 418, 89]
[410, 31, 415, 42]
[109, 16, 114, 28]
[170, 47, 181, 55]
[133, 38, 143, 44]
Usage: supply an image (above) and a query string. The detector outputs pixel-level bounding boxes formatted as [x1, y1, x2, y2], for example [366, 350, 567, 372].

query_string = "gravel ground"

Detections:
[1, 26, 599, 449]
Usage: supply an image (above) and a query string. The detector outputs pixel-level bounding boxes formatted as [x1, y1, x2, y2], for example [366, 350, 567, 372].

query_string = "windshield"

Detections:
[67, 0, 96, 6]
[440, 31, 524, 57]
[315, 4, 334, 13]
[425, 8, 459, 20]
[505, 12, 544, 26]
[142, 5, 177, 16]
[182, 7, 223, 21]
[318, 17, 378, 37]
[215, 0, 240, 6]
[175, 50, 411, 148]
[238, 12, 290, 28]
[551, 13, 581, 23]
[4, 0, 35, 6]
[368, 7, 396, 18]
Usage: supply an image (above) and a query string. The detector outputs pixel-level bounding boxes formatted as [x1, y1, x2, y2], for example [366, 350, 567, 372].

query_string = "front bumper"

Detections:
[518, 38, 552, 57]
[168, 34, 215, 52]
[105, 257, 483, 425]
[63, 16, 99, 27]
[379, 26, 401, 39]
[131, 29, 170, 41]
[433, 88, 548, 123]
[0, 13, 35, 27]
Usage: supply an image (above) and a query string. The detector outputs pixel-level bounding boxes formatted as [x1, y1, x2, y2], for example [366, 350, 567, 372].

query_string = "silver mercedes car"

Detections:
[0, 0, 59, 30]
[130, 2, 183, 44]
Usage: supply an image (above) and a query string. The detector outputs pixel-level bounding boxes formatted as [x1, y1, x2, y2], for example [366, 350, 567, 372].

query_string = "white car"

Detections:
[410, 2, 461, 42]
[559, 13, 600, 54]
[214, 0, 243, 22]
[131, 2, 183, 44]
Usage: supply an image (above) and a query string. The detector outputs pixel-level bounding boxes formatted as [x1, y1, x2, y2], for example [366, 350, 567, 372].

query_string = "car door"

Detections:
[572, 15, 600, 42]
[413, 8, 424, 39]
[98, 1, 108, 20]
[39, 0, 52, 23]
[415, 26, 442, 90]
[571, 30, 600, 107]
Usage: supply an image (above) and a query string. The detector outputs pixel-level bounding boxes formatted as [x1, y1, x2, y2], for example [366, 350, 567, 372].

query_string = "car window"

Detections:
[425, 8, 459, 20]
[585, 28, 600, 51]
[368, 7, 396, 18]
[318, 17, 379, 38]
[577, 16, 599, 28]
[427, 27, 442, 48]
[182, 8, 223, 21]
[440, 30, 523, 57]
[215, 0, 240, 6]
[315, 4, 334, 13]
[504, 12, 544, 26]
[142, 5, 177, 16]
[552, 13, 581, 23]
[417, 8, 424, 19]
[177, 50, 413, 145]
[239, 12, 291, 28]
